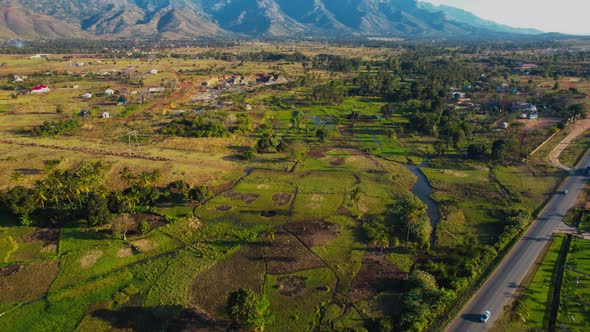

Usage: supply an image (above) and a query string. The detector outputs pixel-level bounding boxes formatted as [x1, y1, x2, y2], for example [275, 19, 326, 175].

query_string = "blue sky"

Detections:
[423, 0, 590, 35]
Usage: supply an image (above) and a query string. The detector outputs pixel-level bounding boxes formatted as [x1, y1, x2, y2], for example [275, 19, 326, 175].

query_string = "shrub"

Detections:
[139, 221, 150, 234]
[30, 119, 82, 137]
[227, 288, 272, 331]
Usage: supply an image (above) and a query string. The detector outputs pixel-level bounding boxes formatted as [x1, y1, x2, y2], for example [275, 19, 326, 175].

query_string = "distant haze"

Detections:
[424, 0, 590, 35]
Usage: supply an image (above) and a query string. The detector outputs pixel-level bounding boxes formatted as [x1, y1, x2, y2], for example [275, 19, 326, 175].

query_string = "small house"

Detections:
[148, 87, 165, 93]
[150, 69, 159, 74]
[450, 92, 466, 99]
[13, 76, 24, 83]
[508, 88, 520, 95]
[520, 63, 539, 71]
[117, 96, 128, 106]
[101, 112, 110, 119]
[81, 93, 93, 99]
[104, 89, 115, 95]
[524, 104, 538, 113]
[30, 54, 49, 59]
[528, 113, 539, 120]
[31, 85, 50, 94]
[500, 122, 509, 129]
[79, 110, 90, 117]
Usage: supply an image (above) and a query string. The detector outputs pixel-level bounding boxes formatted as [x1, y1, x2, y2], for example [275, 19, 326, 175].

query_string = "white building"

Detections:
[148, 87, 165, 93]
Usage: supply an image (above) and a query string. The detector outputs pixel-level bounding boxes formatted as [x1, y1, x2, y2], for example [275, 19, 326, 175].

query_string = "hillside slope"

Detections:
[0, 0, 542, 39]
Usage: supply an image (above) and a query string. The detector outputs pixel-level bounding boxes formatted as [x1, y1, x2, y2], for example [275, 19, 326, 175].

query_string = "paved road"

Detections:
[446, 153, 590, 332]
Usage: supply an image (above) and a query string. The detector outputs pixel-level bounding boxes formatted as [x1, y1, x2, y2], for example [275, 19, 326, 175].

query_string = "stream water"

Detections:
[405, 163, 441, 247]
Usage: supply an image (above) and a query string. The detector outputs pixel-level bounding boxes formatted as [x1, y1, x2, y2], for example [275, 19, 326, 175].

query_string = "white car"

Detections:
[480, 310, 491, 323]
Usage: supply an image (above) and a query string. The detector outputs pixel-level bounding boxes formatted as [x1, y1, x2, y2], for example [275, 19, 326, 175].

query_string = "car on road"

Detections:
[558, 190, 569, 194]
[480, 310, 491, 323]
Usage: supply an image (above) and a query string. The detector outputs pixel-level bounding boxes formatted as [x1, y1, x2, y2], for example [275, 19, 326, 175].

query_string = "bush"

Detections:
[160, 116, 230, 138]
[243, 147, 257, 160]
[227, 289, 272, 331]
[139, 221, 150, 234]
[30, 119, 82, 137]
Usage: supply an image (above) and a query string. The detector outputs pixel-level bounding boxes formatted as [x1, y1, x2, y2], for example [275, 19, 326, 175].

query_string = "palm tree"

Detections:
[119, 167, 135, 187]
[505, 300, 529, 324]
[45, 173, 64, 207]
[149, 169, 161, 186]
[33, 181, 48, 209]
[265, 229, 276, 242]
[350, 187, 363, 216]
[10, 171, 24, 184]
[373, 236, 390, 255]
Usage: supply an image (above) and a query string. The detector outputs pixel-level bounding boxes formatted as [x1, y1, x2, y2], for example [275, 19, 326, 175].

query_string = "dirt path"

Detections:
[128, 65, 193, 120]
[548, 118, 590, 171]
[0, 139, 171, 162]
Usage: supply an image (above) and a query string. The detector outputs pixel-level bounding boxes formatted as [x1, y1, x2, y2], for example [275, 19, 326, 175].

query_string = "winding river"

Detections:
[405, 163, 441, 247]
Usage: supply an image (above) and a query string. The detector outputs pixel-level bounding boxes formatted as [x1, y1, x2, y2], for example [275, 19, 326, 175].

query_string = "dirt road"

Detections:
[548, 118, 590, 171]
[128, 65, 193, 120]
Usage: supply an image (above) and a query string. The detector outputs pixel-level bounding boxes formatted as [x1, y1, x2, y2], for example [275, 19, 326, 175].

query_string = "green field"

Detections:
[558, 237, 590, 331]
[493, 234, 564, 331]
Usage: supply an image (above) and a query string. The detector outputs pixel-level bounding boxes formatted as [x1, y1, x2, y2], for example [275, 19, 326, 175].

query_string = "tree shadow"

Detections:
[92, 305, 231, 331]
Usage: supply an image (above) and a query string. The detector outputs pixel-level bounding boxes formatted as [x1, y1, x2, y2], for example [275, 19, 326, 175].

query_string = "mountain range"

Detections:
[0, 0, 544, 40]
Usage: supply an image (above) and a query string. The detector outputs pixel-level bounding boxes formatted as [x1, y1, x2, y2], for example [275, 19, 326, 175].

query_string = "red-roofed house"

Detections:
[31, 85, 50, 94]
[519, 63, 540, 71]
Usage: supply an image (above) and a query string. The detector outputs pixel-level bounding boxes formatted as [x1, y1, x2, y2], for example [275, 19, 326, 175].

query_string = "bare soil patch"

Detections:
[309, 147, 330, 158]
[0, 260, 59, 304]
[348, 252, 408, 302]
[337, 207, 352, 216]
[516, 117, 561, 132]
[284, 221, 339, 247]
[330, 157, 346, 166]
[117, 248, 134, 258]
[212, 181, 236, 194]
[41, 244, 57, 253]
[216, 205, 232, 211]
[22, 227, 60, 247]
[130, 239, 158, 253]
[190, 244, 265, 318]
[223, 191, 259, 204]
[311, 194, 325, 202]
[80, 250, 104, 269]
[264, 229, 325, 275]
[272, 193, 292, 206]
[188, 218, 201, 230]
[0, 265, 21, 277]
[276, 275, 307, 296]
